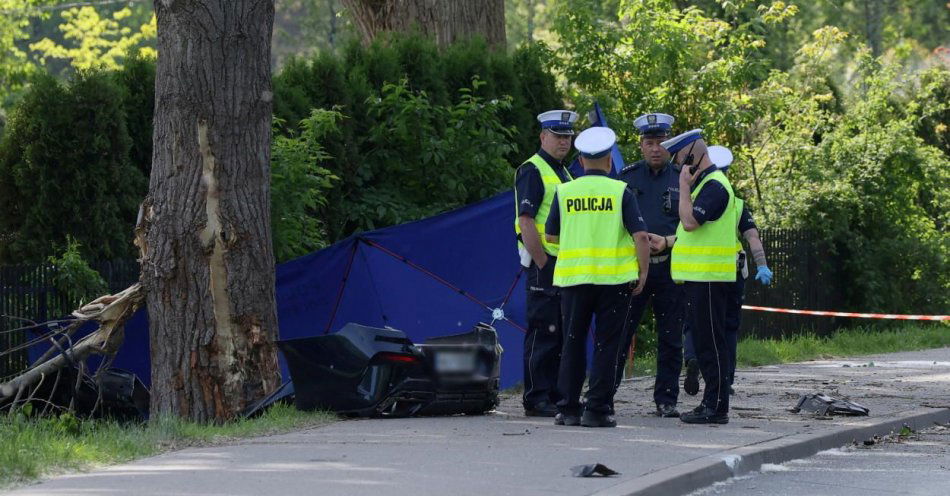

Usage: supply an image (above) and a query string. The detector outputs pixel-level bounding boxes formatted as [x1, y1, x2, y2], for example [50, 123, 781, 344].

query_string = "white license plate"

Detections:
[434, 351, 477, 373]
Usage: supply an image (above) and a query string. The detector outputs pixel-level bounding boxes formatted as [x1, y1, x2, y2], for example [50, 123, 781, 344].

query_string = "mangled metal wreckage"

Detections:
[1, 280, 501, 420]
[248, 322, 503, 418]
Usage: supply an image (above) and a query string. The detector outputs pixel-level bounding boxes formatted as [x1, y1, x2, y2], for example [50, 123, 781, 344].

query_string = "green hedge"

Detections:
[0, 67, 147, 264]
[0, 36, 564, 262]
[272, 34, 563, 241]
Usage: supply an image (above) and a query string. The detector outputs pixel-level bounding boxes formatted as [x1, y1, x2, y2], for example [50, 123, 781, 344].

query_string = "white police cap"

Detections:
[708, 145, 734, 170]
[575, 126, 616, 159]
[537, 109, 578, 135]
[661, 128, 703, 154]
[634, 113, 674, 136]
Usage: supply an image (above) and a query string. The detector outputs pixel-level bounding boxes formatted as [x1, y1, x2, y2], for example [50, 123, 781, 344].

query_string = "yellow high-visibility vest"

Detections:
[552, 175, 638, 287]
[514, 154, 572, 256]
[671, 169, 738, 282]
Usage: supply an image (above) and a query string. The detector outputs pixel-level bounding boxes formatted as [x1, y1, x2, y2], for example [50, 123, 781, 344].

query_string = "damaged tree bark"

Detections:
[141, 0, 281, 422]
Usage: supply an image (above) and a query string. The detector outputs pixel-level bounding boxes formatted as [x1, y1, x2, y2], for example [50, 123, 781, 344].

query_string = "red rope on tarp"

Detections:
[324, 240, 359, 335]
[500, 267, 524, 309]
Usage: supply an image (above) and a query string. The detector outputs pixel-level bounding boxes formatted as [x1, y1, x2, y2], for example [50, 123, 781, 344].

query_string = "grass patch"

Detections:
[737, 323, 950, 367]
[0, 403, 335, 489]
[627, 323, 950, 377]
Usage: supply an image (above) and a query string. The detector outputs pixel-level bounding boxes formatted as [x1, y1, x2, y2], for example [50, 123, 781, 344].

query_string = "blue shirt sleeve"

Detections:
[514, 165, 544, 218]
[692, 180, 728, 224]
[738, 204, 757, 233]
[544, 192, 560, 235]
[622, 187, 648, 234]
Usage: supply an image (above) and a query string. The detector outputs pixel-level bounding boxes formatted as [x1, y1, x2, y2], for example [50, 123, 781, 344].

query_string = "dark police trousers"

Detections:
[684, 281, 731, 414]
[522, 257, 563, 409]
[683, 274, 745, 386]
[615, 258, 685, 406]
[557, 283, 631, 415]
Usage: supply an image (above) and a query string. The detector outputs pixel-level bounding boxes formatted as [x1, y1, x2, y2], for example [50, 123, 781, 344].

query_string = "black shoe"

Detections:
[580, 410, 617, 428]
[656, 404, 680, 418]
[684, 359, 700, 396]
[554, 413, 581, 426]
[680, 407, 728, 424]
[525, 402, 558, 417]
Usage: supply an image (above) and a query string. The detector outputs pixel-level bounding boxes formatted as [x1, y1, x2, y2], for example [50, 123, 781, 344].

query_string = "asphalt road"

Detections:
[691, 423, 950, 496]
[6, 347, 950, 496]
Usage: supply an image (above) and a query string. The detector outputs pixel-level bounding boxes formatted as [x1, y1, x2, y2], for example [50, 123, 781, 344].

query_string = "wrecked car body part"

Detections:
[414, 323, 502, 416]
[277, 322, 501, 418]
[792, 393, 869, 416]
[0, 366, 149, 421]
[571, 463, 620, 477]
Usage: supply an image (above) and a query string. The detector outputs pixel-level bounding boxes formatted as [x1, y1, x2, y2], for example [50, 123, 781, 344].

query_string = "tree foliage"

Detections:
[553, 0, 796, 157]
[271, 110, 340, 263]
[551, 0, 949, 312]
[0, 0, 58, 109]
[352, 77, 516, 230]
[751, 32, 949, 313]
[29, 6, 156, 71]
[46, 235, 108, 304]
[0, 1, 156, 111]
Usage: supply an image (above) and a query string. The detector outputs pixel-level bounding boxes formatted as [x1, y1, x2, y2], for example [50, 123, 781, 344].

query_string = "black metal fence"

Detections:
[741, 229, 846, 339]
[1, 260, 140, 382]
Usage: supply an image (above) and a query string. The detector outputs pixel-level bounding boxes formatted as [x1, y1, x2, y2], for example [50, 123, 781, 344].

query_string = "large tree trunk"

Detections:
[342, 0, 506, 49]
[141, 0, 280, 422]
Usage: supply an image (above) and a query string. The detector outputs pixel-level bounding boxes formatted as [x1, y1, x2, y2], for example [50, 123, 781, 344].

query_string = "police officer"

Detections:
[615, 113, 686, 418]
[513, 109, 577, 417]
[544, 126, 651, 428]
[680, 148, 773, 395]
[661, 129, 736, 424]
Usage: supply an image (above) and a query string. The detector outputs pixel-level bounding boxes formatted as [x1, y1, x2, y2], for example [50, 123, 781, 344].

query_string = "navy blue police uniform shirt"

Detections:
[618, 159, 681, 238]
[738, 204, 756, 234]
[690, 167, 729, 225]
[545, 170, 648, 236]
[514, 148, 572, 218]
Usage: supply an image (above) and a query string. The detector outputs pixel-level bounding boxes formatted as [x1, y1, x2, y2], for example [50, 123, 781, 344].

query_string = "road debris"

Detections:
[791, 393, 869, 416]
[571, 463, 620, 477]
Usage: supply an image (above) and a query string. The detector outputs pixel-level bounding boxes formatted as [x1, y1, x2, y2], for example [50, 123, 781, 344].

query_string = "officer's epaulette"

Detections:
[620, 162, 642, 174]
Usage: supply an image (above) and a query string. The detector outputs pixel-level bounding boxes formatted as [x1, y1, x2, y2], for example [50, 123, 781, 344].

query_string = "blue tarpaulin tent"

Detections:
[31, 104, 624, 390]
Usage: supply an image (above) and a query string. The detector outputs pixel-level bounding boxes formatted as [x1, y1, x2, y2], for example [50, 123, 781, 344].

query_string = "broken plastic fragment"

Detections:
[792, 393, 869, 416]
[571, 463, 620, 477]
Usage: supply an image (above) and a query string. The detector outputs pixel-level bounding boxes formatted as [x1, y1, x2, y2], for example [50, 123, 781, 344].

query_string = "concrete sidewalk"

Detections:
[7, 348, 950, 496]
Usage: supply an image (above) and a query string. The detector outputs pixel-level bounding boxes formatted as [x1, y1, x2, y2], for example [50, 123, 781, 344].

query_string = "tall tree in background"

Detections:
[862, 0, 884, 57]
[140, 0, 280, 421]
[342, 0, 506, 49]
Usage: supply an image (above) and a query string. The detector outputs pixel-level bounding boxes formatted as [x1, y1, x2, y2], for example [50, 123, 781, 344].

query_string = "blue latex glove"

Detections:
[755, 265, 773, 286]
